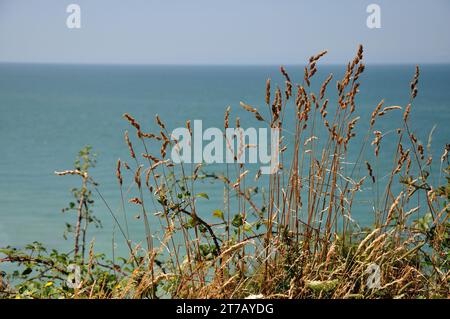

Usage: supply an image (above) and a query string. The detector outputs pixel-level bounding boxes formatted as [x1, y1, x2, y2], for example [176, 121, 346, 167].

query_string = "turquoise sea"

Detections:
[0, 64, 449, 256]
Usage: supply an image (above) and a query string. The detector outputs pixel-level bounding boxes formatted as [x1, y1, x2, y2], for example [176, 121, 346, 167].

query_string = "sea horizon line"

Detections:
[1, 61, 450, 67]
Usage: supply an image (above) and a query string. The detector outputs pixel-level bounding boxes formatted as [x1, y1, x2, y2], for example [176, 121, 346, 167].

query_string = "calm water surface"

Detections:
[0, 64, 449, 256]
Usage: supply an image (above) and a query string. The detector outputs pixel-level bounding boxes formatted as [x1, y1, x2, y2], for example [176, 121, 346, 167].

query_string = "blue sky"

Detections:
[0, 0, 449, 64]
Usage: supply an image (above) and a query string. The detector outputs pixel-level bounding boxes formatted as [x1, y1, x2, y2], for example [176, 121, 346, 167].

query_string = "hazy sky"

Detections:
[0, 0, 449, 64]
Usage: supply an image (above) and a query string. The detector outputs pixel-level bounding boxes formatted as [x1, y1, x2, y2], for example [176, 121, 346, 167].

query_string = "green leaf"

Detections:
[232, 214, 244, 228]
[186, 218, 197, 229]
[196, 193, 209, 200]
[212, 210, 224, 221]
[22, 268, 32, 276]
[243, 222, 252, 232]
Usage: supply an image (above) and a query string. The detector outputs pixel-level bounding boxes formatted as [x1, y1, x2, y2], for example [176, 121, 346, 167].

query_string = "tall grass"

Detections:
[1, 46, 448, 299]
